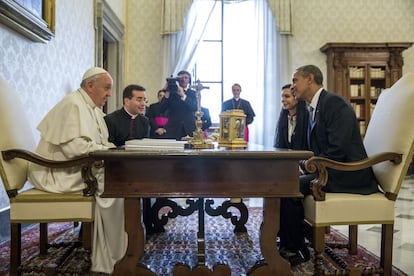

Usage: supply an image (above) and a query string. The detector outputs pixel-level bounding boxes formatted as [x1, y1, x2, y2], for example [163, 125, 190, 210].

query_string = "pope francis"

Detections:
[28, 67, 127, 274]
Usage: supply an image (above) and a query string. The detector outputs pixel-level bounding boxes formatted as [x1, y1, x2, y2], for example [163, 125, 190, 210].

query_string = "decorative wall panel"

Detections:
[289, 0, 414, 82]
[0, 0, 95, 209]
[127, 0, 165, 103]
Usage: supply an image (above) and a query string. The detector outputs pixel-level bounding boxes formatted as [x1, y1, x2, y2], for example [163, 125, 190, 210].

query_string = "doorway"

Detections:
[95, 0, 125, 114]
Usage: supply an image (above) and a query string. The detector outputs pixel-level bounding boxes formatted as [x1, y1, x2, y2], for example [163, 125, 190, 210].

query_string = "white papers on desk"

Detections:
[124, 139, 186, 150]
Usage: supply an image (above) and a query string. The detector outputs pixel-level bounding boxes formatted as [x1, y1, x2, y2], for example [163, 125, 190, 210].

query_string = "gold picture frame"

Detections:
[0, 0, 55, 43]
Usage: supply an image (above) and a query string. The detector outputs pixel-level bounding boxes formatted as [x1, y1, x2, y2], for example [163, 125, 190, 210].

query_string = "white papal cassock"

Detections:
[28, 88, 127, 274]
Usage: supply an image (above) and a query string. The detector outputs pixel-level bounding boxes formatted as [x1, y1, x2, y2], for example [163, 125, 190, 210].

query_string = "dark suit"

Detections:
[305, 90, 378, 195]
[279, 90, 378, 258]
[274, 100, 309, 150]
[274, 100, 309, 254]
[222, 98, 255, 124]
[160, 88, 197, 140]
[146, 102, 168, 139]
[200, 107, 212, 131]
[222, 98, 255, 141]
[104, 108, 149, 147]
[105, 108, 151, 233]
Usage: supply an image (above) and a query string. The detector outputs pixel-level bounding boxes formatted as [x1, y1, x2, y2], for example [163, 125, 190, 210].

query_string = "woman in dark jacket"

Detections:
[274, 84, 309, 150]
[274, 84, 310, 266]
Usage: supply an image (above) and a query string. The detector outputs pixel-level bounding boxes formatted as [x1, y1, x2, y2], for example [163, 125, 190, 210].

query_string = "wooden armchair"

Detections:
[0, 78, 96, 275]
[302, 73, 414, 275]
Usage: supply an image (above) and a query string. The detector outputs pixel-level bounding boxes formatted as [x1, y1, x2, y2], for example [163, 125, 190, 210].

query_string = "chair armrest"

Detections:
[300, 152, 402, 201]
[2, 149, 97, 196]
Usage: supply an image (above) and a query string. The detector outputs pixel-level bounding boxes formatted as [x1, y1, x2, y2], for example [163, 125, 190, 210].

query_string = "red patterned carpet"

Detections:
[0, 207, 408, 275]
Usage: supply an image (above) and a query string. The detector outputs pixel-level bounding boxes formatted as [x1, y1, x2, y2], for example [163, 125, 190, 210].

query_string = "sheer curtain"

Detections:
[228, 0, 281, 146]
[253, 1, 292, 146]
[161, 0, 217, 77]
[162, 0, 289, 147]
[221, 0, 284, 146]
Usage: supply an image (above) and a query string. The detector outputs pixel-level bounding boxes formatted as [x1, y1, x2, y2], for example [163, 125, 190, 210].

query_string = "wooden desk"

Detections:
[89, 145, 312, 275]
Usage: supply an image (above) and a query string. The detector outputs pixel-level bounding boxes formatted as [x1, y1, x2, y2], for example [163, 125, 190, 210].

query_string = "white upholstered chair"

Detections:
[0, 78, 95, 275]
[303, 73, 414, 275]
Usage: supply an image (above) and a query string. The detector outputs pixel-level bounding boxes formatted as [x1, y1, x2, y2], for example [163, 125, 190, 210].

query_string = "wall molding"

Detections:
[0, 0, 54, 43]
[95, 0, 125, 112]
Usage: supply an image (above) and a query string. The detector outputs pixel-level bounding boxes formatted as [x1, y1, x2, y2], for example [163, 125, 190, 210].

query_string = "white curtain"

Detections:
[266, 0, 292, 35]
[161, 0, 193, 35]
[251, 0, 282, 146]
[161, 0, 217, 77]
[221, 0, 284, 147]
[161, 0, 292, 35]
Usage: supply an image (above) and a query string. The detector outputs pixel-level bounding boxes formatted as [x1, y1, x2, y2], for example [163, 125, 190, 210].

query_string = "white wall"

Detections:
[105, 0, 126, 25]
[0, 0, 96, 136]
[126, 0, 164, 102]
[289, 0, 414, 84]
[0, 0, 96, 209]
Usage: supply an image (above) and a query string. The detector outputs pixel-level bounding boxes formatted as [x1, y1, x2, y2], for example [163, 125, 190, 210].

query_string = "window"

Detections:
[192, 0, 259, 125]
[183, 0, 280, 146]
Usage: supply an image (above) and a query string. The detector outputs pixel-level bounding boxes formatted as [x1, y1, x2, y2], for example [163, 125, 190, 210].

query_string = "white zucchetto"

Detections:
[82, 67, 108, 81]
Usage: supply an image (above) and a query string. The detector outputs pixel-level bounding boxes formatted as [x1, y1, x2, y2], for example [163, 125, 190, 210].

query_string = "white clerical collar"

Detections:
[124, 107, 138, 119]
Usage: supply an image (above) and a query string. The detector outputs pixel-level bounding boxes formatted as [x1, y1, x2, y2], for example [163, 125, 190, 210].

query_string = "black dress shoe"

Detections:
[288, 253, 306, 266]
[280, 247, 310, 266]
[299, 246, 310, 261]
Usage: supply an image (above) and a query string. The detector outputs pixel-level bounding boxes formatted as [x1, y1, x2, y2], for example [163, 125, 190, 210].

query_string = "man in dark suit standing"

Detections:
[222, 83, 255, 141]
[279, 65, 378, 266]
[160, 70, 197, 140]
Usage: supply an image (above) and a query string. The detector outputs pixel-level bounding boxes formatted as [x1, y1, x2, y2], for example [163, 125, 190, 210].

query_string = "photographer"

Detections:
[160, 70, 198, 140]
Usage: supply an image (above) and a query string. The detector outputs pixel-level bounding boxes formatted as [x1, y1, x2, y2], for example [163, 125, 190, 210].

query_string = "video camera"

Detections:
[166, 75, 183, 95]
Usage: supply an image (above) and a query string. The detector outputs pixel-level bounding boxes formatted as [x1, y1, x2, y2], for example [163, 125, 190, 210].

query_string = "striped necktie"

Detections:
[307, 106, 314, 148]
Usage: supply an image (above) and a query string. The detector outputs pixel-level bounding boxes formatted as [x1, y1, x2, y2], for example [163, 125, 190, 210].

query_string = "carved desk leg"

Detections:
[250, 198, 293, 276]
[150, 198, 199, 233]
[112, 198, 149, 275]
[204, 199, 248, 232]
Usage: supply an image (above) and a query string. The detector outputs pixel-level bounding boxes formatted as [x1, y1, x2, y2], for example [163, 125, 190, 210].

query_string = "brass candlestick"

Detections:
[185, 80, 214, 149]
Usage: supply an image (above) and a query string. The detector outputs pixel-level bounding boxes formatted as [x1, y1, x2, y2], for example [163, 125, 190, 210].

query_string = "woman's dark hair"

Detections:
[281, 84, 291, 90]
